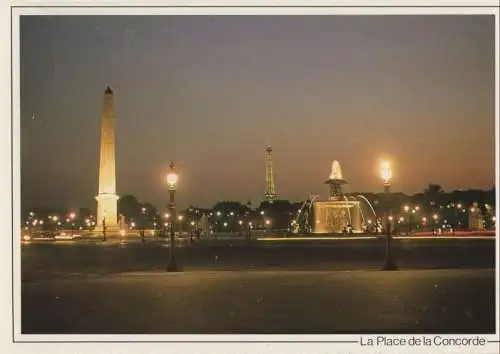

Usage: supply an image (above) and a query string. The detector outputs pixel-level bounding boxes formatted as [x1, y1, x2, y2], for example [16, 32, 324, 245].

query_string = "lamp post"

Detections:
[189, 206, 194, 242]
[178, 215, 184, 234]
[69, 212, 76, 237]
[102, 216, 107, 242]
[141, 207, 146, 243]
[381, 161, 398, 271]
[52, 215, 59, 235]
[190, 220, 195, 243]
[166, 161, 180, 272]
[163, 212, 170, 237]
[454, 203, 461, 229]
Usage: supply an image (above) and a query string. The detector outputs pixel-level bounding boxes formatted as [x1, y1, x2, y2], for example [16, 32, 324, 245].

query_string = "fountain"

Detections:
[292, 160, 378, 234]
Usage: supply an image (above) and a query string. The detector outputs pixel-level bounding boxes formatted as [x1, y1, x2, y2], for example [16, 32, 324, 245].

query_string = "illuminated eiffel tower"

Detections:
[264, 143, 279, 202]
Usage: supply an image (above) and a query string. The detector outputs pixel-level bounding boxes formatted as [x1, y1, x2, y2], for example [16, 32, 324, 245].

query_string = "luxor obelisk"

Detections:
[95, 86, 119, 231]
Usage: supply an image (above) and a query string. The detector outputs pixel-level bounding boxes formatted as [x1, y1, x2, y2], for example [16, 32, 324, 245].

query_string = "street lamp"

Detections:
[165, 161, 180, 272]
[189, 206, 195, 241]
[189, 220, 195, 243]
[102, 213, 107, 242]
[69, 212, 76, 237]
[141, 207, 146, 243]
[51, 215, 59, 234]
[248, 221, 253, 241]
[238, 219, 243, 236]
[380, 160, 398, 271]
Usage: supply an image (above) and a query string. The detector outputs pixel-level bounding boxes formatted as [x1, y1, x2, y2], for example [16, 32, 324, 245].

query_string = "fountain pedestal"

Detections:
[312, 200, 362, 234]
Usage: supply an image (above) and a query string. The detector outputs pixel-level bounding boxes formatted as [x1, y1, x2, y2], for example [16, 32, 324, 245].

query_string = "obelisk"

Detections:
[95, 86, 119, 231]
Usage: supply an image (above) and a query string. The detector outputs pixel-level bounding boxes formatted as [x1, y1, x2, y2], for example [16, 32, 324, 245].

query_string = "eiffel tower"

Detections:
[264, 144, 278, 202]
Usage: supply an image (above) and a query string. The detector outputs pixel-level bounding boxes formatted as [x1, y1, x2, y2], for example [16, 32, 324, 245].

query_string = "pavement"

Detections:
[22, 269, 496, 334]
[21, 237, 496, 280]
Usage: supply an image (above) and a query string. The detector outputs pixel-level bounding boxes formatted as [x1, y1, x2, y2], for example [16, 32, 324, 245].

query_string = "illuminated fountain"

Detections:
[292, 160, 378, 234]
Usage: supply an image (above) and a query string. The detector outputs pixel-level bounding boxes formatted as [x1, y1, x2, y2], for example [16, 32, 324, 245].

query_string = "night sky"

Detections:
[20, 15, 495, 210]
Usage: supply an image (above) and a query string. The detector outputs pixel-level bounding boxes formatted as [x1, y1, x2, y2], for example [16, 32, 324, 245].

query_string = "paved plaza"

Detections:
[20, 237, 496, 334]
[22, 269, 495, 334]
[21, 237, 495, 279]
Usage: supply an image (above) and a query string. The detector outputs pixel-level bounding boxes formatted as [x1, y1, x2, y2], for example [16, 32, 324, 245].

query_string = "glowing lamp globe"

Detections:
[166, 171, 178, 189]
[380, 161, 392, 185]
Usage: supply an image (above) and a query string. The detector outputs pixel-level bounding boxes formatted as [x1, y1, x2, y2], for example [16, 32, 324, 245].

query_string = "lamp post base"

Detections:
[166, 261, 181, 272]
[381, 260, 399, 271]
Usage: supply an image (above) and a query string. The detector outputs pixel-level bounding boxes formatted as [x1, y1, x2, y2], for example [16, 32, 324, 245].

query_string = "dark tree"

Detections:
[118, 195, 141, 221]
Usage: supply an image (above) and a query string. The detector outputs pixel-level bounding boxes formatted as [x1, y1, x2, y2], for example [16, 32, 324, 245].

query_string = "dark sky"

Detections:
[20, 15, 496, 210]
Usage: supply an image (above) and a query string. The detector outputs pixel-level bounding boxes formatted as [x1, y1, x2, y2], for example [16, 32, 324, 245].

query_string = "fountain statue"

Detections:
[329, 160, 344, 180]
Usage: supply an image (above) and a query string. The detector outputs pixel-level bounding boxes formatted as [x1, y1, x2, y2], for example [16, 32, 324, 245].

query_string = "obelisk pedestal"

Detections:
[95, 86, 120, 233]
